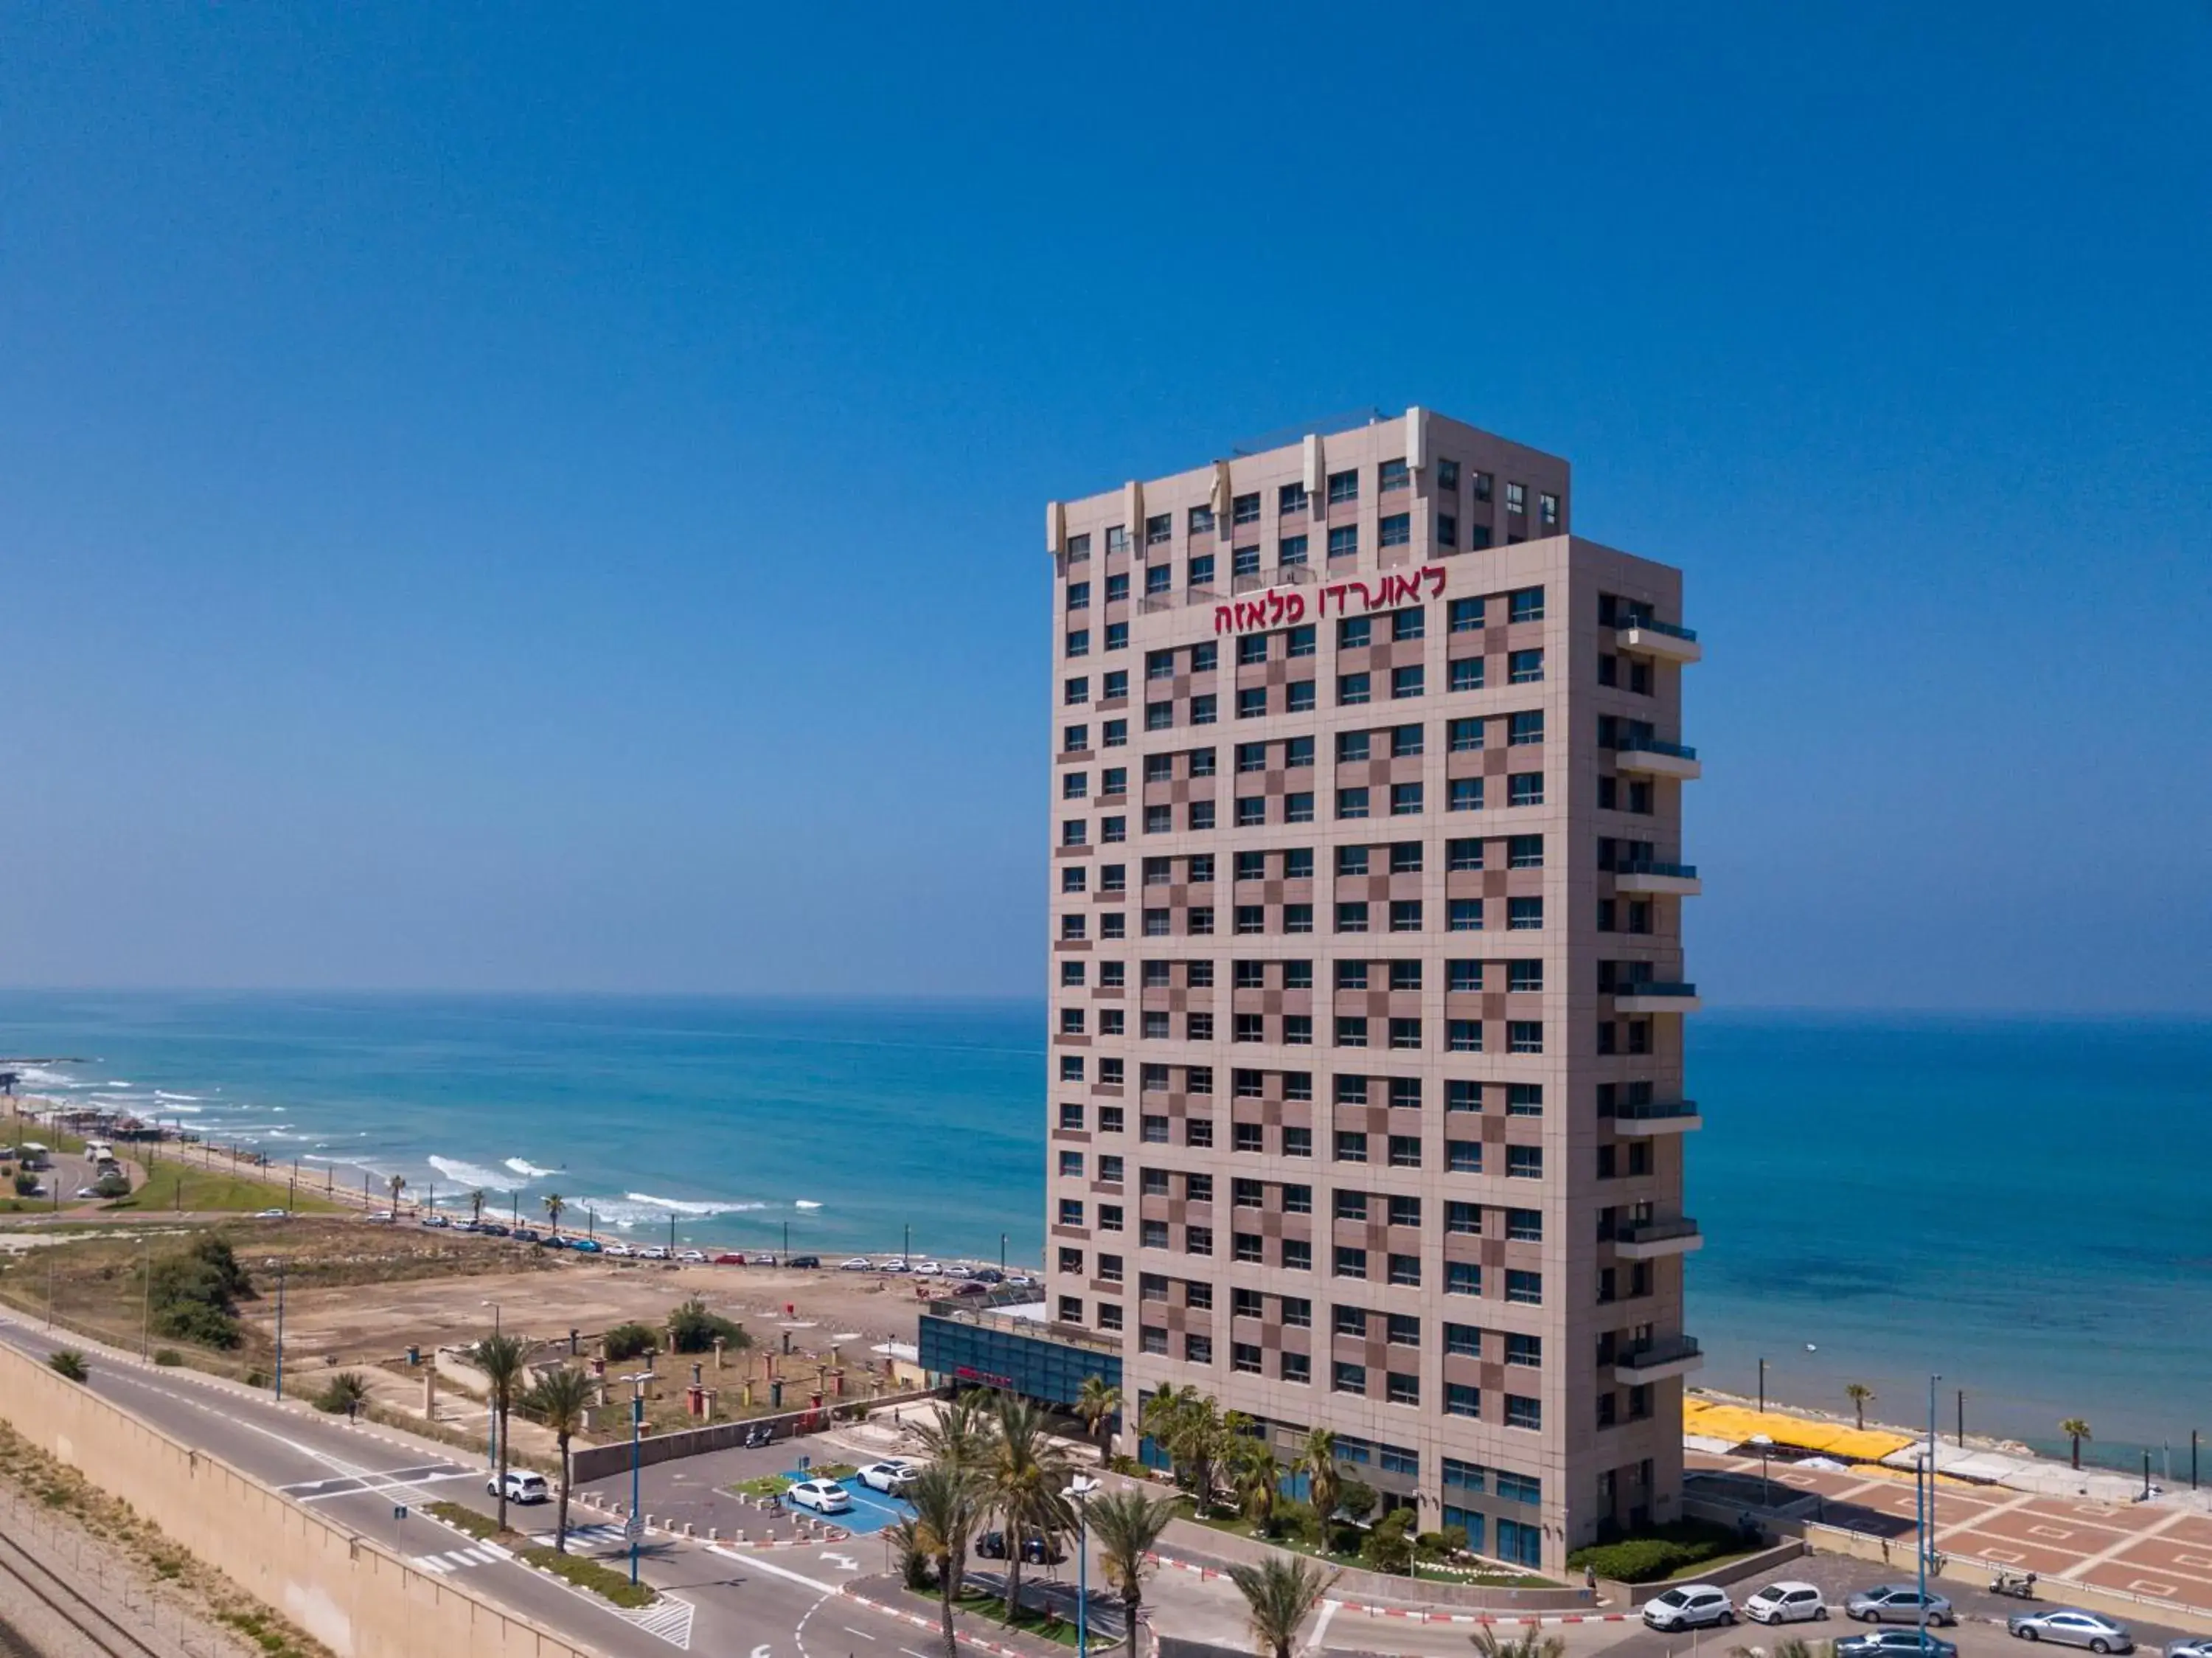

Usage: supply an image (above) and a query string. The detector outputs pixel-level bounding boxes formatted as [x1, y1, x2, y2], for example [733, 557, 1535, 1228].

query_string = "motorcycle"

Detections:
[1991, 1569, 2037, 1600]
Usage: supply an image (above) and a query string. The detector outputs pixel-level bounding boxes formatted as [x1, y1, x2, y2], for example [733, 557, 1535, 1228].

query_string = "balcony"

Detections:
[1613, 1215, 1703, 1260]
[1614, 1333, 1705, 1384]
[1616, 617, 1702, 664]
[1610, 1097, 1702, 1136]
[1615, 736, 1702, 782]
[1612, 981, 1702, 1014]
[1614, 860, 1701, 897]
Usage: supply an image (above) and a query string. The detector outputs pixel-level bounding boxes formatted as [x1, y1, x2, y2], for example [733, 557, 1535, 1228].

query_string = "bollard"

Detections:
[735, 1527, 747, 1544]
[684, 1522, 695, 1538]
[708, 1526, 719, 1541]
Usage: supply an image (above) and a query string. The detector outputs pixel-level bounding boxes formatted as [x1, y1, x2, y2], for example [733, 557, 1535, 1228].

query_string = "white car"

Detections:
[839, 1256, 876, 1272]
[879, 1259, 911, 1273]
[1644, 1584, 1735, 1631]
[603, 1242, 635, 1258]
[639, 1245, 671, 1261]
[487, 1469, 550, 1504]
[1745, 1581, 1828, 1624]
[254, 1207, 290, 1218]
[787, 1479, 853, 1514]
[913, 1260, 945, 1276]
[676, 1249, 708, 1264]
[857, 1459, 918, 1494]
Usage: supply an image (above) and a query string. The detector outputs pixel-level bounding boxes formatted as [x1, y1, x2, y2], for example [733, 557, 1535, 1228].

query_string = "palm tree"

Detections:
[1230, 1432, 1282, 1533]
[1142, 1387, 1228, 1514]
[386, 1173, 407, 1215]
[1076, 1374, 1123, 1457]
[986, 1395, 1072, 1628]
[1296, 1425, 1340, 1525]
[2061, 1417, 2092, 1470]
[1474, 1631, 1568, 1658]
[917, 1387, 996, 1472]
[1087, 1488, 1175, 1658]
[541, 1193, 566, 1236]
[1227, 1555, 1337, 1658]
[908, 1463, 987, 1658]
[474, 1330, 529, 1531]
[468, 1188, 487, 1226]
[523, 1364, 594, 1553]
[1846, 1382, 1875, 1431]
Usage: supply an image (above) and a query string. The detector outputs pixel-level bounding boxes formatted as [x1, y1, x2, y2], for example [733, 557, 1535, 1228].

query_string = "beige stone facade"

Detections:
[1042, 409, 1703, 1572]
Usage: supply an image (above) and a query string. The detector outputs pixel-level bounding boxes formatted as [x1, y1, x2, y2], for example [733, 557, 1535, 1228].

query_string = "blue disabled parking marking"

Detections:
[780, 1471, 913, 1536]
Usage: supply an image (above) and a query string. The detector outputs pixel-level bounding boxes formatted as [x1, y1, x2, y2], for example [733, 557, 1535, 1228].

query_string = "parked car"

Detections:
[856, 1460, 918, 1494]
[366, 1209, 394, 1221]
[478, 1223, 510, 1237]
[510, 1226, 540, 1243]
[487, 1469, 550, 1505]
[1848, 1586, 1957, 1626]
[603, 1242, 634, 1258]
[568, 1238, 602, 1253]
[969, 1268, 1005, 1284]
[676, 1248, 708, 1264]
[786, 1254, 821, 1269]
[1004, 1272, 1036, 1287]
[420, 1213, 450, 1228]
[2161, 1640, 2212, 1658]
[879, 1259, 911, 1273]
[712, 1252, 746, 1265]
[252, 1207, 291, 1219]
[787, 1479, 853, 1514]
[949, 1280, 990, 1297]
[750, 1253, 779, 1268]
[1643, 1585, 1735, 1631]
[912, 1260, 945, 1276]
[1744, 1581, 1829, 1625]
[2008, 1611, 2134, 1653]
[1837, 1630, 1960, 1658]
[838, 1257, 875, 1272]
[975, 1530, 1065, 1564]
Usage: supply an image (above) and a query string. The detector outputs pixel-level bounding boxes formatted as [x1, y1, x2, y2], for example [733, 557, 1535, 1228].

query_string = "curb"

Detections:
[840, 1587, 1048, 1658]
[1147, 1551, 1627, 1627]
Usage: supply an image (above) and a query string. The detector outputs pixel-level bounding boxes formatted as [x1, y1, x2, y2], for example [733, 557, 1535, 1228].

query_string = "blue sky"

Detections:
[2, 5, 2206, 1010]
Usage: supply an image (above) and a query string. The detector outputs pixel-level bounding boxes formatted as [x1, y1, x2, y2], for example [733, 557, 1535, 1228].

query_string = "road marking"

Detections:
[1312, 1597, 1340, 1651]
[842, 1628, 879, 1641]
[616, 1595, 695, 1648]
[821, 1552, 858, 1571]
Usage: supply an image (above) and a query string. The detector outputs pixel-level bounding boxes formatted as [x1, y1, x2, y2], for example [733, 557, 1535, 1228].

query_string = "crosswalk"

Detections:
[411, 1541, 511, 1574]
[533, 1522, 627, 1551]
[615, 1595, 695, 1649]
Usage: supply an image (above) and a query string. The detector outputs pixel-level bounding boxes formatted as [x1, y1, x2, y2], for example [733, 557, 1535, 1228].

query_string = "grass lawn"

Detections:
[108, 1161, 344, 1215]
[954, 1589, 1081, 1648]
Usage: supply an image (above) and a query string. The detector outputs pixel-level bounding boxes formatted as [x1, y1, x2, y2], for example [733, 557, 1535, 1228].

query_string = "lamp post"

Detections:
[482, 1302, 502, 1469]
[625, 1370, 656, 1584]
[1750, 1432, 1775, 1508]
[1757, 1356, 1767, 1414]
[1001, 1232, 1008, 1276]
[902, 1222, 911, 1269]
[272, 1258, 288, 1401]
[1063, 1473, 1099, 1658]
[1919, 1373, 1941, 1654]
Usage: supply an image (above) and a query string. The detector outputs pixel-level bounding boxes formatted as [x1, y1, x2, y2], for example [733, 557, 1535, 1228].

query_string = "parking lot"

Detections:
[782, 1461, 914, 1535]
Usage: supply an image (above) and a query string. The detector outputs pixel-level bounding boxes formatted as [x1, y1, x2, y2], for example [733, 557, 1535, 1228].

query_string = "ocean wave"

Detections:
[622, 1191, 764, 1216]
[153, 1091, 203, 1103]
[794, 1199, 823, 1210]
[504, 1158, 557, 1180]
[426, 1156, 515, 1192]
[105, 1080, 134, 1088]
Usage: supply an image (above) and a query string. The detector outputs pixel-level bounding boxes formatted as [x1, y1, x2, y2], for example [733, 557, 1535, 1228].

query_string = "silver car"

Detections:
[1642, 1584, 1735, 1631]
[1847, 1585, 1957, 1626]
[2162, 1641, 2212, 1658]
[2007, 1609, 2133, 1654]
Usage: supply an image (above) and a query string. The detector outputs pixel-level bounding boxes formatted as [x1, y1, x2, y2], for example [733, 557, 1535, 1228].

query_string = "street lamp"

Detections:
[1749, 1432, 1775, 1508]
[624, 1370, 657, 1585]
[270, 1258, 288, 1402]
[1918, 1373, 1941, 1654]
[1062, 1473, 1099, 1658]
[1757, 1355, 1768, 1414]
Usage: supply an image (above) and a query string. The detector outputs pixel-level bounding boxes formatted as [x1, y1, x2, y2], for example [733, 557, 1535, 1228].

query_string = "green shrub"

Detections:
[1359, 1506, 1416, 1572]
[521, 1544, 655, 1607]
[1334, 1477, 1378, 1522]
[11, 1170, 36, 1197]
[153, 1348, 184, 1367]
[315, 1372, 371, 1414]
[428, 1500, 500, 1540]
[1416, 1524, 1469, 1561]
[602, 1322, 657, 1362]
[665, 1297, 748, 1354]
[1568, 1519, 1745, 1584]
[48, 1349, 88, 1382]
[148, 1234, 254, 1350]
[95, 1172, 131, 1199]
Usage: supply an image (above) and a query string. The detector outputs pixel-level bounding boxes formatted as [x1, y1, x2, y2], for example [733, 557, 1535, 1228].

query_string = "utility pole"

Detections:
[1957, 1389, 1965, 1449]
[1757, 1356, 1767, 1414]
[1918, 1373, 1940, 1654]
[141, 1235, 151, 1360]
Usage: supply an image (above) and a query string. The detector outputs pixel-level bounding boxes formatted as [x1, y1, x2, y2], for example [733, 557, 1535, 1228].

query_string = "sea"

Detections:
[1, 992, 2205, 1477]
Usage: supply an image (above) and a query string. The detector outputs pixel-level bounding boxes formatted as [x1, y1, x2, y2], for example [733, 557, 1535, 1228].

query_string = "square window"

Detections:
[1389, 782, 1423, 816]
[1446, 1201, 1481, 1235]
[1279, 482, 1309, 516]
[1509, 896, 1543, 930]
[1509, 649, 1544, 684]
[1450, 657, 1485, 693]
[1448, 597, 1484, 632]
[1509, 1021, 1544, 1055]
[1327, 524, 1358, 558]
[1446, 1382, 1482, 1418]
[1506, 1395, 1542, 1429]
[1380, 513, 1411, 547]
[1506, 1269, 1543, 1305]
[1379, 458, 1409, 493]
[1446, 1263, 1481, 1297]
[1509, 711, 1544, 746]
[1326, 469, 1359, 504]
[1338, 673, 1371, 707]
[1509, 586, 1545, 622]
[1287, 681, 1316, 713]
[1447, 1140, 1483, 1173]
[1388, 900, 1422, 932]
[1286, 625, 1316, 658]
[1387, 1132, 1422, 1165]
[1508, 834, 1543, 869]
[1335, 1131, 1368, 1164]
[1391, 665, 1425, 699]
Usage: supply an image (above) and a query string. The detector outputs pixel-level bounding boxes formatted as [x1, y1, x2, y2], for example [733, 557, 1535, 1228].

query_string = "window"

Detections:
[1378, 458, 1409, 493]
[1146, 563, 1172, 596]
[1065, 676, 1090, 706]
[1388, 1019, 1422, 1052]
[1064, 724, 1089, 754]
[1279, 482, 1309, 516]
[1390, 783, 1423, 816]
[1447, 1261, 1482, 1297]
[1508, 772, 1543, 808]
[1335, 1131, 1368, 1164]
[1144, 513, 1171, 547]
[1284, 847, 1313, 878]
[1508, 960, 1543, 993]
[1436, 513, 1457, 547]
[1286, 625, 1315, 658]
[1387, 1126, 1422, 1162]
[1506, 1395, 1542, 1430]
[1287, 681, 1316, 713]
[1446, 1201, 1481, 1236]
[1539, 491, 1559, 527]
[1447, 780, 1484, 817]
[1447, 838, 1483, 871]
[1448, 1019, 1481, 1052]
[1509, 896, 1543, 930]
[1233, 491, 1260, 527]
[1335, 1016, 1368, 1048]
[1280, 1350, 1311, 1383]
[1104, 669, 1128, 700]
[1506, 1207, 1543, 1242]
[1326, 469, 1359, 504]
[1437, 459, 1460, 490]
[1388, 900, 1422, 932]
[1188, 555, 1215, 589]
[1189, 695, 1217, 727]
[1188, 799, 1216, 830]
[1336, 901, 1369, 933]
[1388, 957, 1422, 991]
[1103, 719, 1127, 748]
[1101, 767, 1127, 797]
[1505, 482, 1526, 516]
[1446, 1382, 1482, 1418]
[1388, 1253, 1420, 1287]
[1391, 724, 1424, 760]
[1099, 1202, 1124, 1230]
[1385, 1371, 1419, 1406]
[1327, 524, 1358, 559]
[1507, 834, 1543, 869]
[1391, 665, 1425, 699]
[1393, 606, 1425, 642]
[1281, 1183, 1312, 1213]
[1506, 1269, 1543, 1305]
[1506, 1333, 1542, 1367]
[1450, 656, 1484, 693]
[1509, 649, 1544, 684]
[1333, 1361, 1367, 1395]
[1279, 534, 1308, 568]
[1058, 1150, 1085, 1177]
[1338, 616, 1374, 653]
[1105, 621, 1128, 651]
[1380, 513, 1411, 547]
[1283, 962, 1314, 991]
[1281, 1238, 1312, 1270]
[1447, 1140, 1483, 1173]
[1105, 572, 1129, 602]
[1449, 597, 1484, 632]
[1509, 711, 1544, 746]
[1189, 505, 1214, 535]
[1509, 1021, 1543, 1055]
[1507, 1083, 1542, 1117]
[1063, 773, 1089, 802]
[1336, 788, 1371, 823]
[1496, 1471, 1542, 1505]
[1281, 1126, 1314, 1161]
[1059, 1198, 1085, 1226]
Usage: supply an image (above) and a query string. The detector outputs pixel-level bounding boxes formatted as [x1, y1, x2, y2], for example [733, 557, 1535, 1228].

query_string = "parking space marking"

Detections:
[2177, 1553, 2212, 1570]
[2028, 1525, 2076, 1541]
[1980, 1547, 2025, 1564]
[2128, 1578, 2178, 1598]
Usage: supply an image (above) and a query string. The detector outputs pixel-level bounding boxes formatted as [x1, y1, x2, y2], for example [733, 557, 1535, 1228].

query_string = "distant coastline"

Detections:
[3, 991, 2208, 1472]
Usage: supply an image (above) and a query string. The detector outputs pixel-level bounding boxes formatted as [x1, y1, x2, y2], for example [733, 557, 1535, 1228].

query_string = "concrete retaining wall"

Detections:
[1155, 1516, 1596, 1612]
[569, 1387, 945, 1484]
[0, 1340, 596, 1658]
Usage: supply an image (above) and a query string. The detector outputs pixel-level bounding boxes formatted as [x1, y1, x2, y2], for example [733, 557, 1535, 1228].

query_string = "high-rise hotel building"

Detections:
[1040, 409, 1703, 1571]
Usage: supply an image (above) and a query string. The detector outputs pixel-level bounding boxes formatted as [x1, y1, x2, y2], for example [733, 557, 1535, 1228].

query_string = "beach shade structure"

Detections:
[1683, 1397, 1912, 1463]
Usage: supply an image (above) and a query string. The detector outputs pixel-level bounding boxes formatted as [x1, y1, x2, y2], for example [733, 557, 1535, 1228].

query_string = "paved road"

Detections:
[0, 1312, 1040, 1658]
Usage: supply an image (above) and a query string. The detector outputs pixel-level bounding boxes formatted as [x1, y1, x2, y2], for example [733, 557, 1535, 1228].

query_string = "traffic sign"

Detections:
[624, 1512, 645, 1544]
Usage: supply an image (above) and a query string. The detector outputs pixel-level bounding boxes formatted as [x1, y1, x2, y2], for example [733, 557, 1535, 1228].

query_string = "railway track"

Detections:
[0, 1522, 170, 1658]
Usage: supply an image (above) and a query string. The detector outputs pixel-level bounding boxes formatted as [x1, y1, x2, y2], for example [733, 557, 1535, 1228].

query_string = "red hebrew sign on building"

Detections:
[1213, 565, 1448, 635]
